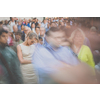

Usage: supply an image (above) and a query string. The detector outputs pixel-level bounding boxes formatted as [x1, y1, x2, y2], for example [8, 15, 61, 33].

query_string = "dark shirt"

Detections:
[0, 45, 23, 84]
[21, 31, 25, 41]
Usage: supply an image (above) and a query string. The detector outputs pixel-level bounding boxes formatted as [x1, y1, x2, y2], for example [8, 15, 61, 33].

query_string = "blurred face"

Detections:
[44, 20, 47, 24]
[27, 37, 37, 45]
[46, 31, 66, 48]
[21, 25, 24, 30]
[39, 39, 43, 45]
[5, 20, 8, 24]
[24, 28, 29, 34]
[51, 23, 57, 27]
[40, 28, 45, 36]
[0, 32, 8, 47]
[35, 19, 38, 22]
[36, 28, 40, 34]
[31, 24, 35, 28]
[25, 20, 28, 25]
[15, 35, 20, 41]
[12, 17, 14, 21]
[18, 22, 21, 25]
[13, 26, 18, 32]
[73, 32, 84, 46]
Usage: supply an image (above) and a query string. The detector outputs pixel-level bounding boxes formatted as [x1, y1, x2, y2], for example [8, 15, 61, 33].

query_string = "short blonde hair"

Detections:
[70, 28, 85, 43]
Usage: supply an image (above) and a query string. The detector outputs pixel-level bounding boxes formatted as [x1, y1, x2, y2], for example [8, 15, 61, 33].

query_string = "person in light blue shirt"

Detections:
[32, 27, 79, 84]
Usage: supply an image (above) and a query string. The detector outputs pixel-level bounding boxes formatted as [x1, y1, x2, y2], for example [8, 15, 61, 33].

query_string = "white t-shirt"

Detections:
[10, 21, 15, 32]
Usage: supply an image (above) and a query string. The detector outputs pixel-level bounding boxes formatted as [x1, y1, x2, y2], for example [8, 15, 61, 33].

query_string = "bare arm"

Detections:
[17, 45, 32, 64]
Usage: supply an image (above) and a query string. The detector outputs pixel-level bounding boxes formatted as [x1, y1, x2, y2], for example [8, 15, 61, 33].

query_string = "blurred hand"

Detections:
[50, 62, 97, 84]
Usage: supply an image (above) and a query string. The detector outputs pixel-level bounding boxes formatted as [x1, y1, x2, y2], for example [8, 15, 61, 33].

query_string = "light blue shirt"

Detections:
[32, 39, 79, 84]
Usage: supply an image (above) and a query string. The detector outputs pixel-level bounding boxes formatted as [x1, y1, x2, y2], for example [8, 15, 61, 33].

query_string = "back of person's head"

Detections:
[27, 32, 38, 39]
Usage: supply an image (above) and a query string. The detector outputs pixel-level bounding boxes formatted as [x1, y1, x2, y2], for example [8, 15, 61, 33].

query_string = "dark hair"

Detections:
[38, 36, 43, 40]
[45, 27, 59, 36]
[0, 27, 8, 36]
[35, 26, 40, 30]
[31, 22, 35, 28]
[0, 21, 3, 25]
[10, 17, 12, 21]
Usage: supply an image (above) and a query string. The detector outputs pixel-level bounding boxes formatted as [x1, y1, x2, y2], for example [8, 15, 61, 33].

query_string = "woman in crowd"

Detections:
[21, 24, 25, 32]
[31, 23, 36, 33]
[17, 32, 38, 84]
[70, 28, 95, 69]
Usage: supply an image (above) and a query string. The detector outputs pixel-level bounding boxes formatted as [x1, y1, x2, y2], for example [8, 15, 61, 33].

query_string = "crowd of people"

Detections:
[0, 17, 100, 84]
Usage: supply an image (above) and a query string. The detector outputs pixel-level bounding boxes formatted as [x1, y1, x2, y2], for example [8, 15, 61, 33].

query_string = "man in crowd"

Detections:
[0, 26, 23, 84]
[32, 27, 79, 84]
[23, 19, 30, 28]
[41, 19, 48, 29]
[40, 27, 45, 43]
[17, 21, 22, 31]
[32, 18, 38, 28]
[35, 27, 40, 36]
[21, 26, 26, 41]
[21, 26, 31, 41]
[13, 25, 18, 39]
[10, 17, 15, 32]
[46, 24, 50, 32]
[11, 31, 23, 53]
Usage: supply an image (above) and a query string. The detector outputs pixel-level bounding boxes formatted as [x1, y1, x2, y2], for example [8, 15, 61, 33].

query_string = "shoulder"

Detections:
[33, 43, 53, 57]
[82, 45, 90, 49]
[82, 45, 91, 52]
[17, 43, 22, 48]
[6, 46, 17, 57]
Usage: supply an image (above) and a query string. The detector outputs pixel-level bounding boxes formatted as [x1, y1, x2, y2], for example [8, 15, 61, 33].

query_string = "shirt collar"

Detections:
[43, 38, 62, 51]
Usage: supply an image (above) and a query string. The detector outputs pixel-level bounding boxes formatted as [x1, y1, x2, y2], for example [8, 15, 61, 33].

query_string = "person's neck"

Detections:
[15, 39, 20, 42]
[52, 46, 59, 51]
[73, 44, 82, 53]
[23, 41, 30, 46]
[0, 43, 7, 48]
[45, 38, 59, 51]
[74, 44, 81, 48]
[37, 33, 39, 35]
